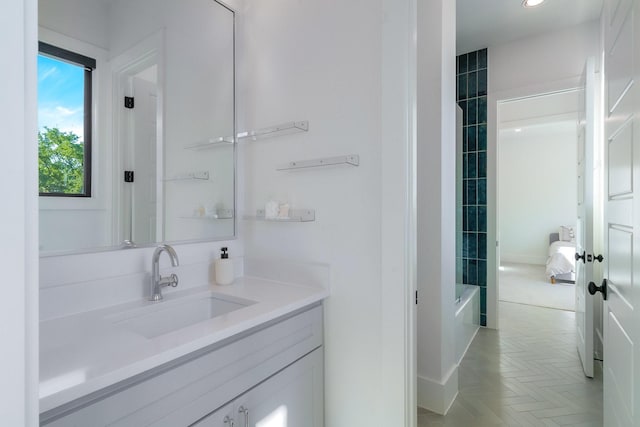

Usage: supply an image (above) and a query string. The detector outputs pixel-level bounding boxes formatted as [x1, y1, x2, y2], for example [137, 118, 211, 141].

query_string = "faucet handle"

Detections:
[169, 273, 179, 287]
[159, 273, 179, 288]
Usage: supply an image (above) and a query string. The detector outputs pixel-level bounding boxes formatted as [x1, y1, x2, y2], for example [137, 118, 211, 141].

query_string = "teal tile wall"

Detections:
[457, 48, 488, 326]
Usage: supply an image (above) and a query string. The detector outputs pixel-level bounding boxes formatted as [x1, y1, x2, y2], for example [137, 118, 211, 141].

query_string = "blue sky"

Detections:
[37, 54, 85, 141]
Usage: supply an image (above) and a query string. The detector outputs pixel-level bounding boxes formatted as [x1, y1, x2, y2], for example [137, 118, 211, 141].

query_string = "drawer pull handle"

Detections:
[223, 415, 235, 426]
[238, 406, 249, 427]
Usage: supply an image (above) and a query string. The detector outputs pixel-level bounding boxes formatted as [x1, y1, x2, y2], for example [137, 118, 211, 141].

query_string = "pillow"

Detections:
[559, 225, 575, 242]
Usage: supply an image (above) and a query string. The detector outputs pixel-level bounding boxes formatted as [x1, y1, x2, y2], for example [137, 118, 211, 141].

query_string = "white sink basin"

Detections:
[111, 294, 255, 338]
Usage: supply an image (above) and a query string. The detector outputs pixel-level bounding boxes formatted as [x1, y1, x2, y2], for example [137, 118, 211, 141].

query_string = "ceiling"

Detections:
[457, 0, 603, 54]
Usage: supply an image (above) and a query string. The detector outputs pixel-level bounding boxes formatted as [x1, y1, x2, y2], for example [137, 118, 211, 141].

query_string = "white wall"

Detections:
[486, 20, 600, 328]
[39, 210, 111, 252]
[416, 0, 458, 415]
[239, 0, 415, 424]
[0, 0, 39, 424]
[499, 122, 578, 265]
[38, 0, 109, 49]
[240, 2, 383, 425]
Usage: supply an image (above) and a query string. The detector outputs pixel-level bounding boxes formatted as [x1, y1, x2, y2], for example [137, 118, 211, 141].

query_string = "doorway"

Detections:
[497, 90, 581, 312]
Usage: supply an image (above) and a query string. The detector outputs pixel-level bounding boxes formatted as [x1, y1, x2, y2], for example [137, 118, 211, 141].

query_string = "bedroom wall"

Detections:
[498, 120, 578, 265]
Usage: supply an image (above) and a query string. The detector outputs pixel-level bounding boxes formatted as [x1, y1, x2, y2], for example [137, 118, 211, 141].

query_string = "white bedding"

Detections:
[545, 240, 576, 278]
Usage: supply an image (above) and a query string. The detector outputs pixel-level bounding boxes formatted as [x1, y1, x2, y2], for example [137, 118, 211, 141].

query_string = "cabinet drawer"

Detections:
[41, 304, 323, 426]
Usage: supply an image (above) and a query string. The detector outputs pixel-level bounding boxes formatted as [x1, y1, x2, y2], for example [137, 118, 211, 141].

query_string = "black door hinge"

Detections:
[124, 96, 134, 109]
[124, 171, 135, 183]
[415, 290, 418, 305]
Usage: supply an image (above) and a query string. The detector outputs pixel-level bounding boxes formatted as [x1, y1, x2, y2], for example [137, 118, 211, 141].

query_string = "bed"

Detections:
[546, 228, 576, 284]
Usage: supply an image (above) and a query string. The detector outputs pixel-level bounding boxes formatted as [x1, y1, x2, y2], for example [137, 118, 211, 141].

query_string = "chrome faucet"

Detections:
[149, 244, 180, 301]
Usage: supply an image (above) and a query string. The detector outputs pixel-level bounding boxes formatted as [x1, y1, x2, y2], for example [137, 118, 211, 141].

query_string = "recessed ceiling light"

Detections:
[522, 0, 545, 7]
[515, 128, 522, 133]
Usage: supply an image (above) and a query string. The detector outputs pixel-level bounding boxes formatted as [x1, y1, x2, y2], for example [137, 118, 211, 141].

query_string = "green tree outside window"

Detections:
[38, 127, 85, 194]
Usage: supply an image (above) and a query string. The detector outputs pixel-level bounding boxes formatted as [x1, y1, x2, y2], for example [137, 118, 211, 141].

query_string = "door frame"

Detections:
[495, 87, 581, 311]
[488, 76, 585, 329]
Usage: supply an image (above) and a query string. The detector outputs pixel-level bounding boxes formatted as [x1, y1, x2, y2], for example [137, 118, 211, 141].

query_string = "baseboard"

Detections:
[417, 365, 458, 415]
[500, 254, 547, 265]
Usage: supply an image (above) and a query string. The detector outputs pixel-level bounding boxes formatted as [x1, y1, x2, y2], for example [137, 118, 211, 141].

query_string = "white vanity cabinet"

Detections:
[41, 304, 323, 427]
[193, 348, 323, 427]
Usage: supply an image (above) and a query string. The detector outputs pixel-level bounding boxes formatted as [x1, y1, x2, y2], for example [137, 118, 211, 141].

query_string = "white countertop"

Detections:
[39, 276, 328, 413]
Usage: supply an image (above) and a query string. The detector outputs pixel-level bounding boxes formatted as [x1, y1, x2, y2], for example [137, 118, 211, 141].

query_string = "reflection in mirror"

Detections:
[38, 0, 235, 255]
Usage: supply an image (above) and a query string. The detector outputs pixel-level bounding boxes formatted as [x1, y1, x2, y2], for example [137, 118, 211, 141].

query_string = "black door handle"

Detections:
[575, 251, 586, 263]
[588, 278, 608, 300]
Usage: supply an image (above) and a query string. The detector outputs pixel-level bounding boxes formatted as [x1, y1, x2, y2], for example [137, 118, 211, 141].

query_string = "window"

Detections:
[37, 42, 95, 197]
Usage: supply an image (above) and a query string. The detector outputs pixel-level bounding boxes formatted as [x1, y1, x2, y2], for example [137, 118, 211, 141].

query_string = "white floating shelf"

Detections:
[185, 121, 309, 150]
[277, 154, 359, 171]
[237, 121, 308, 141]
[245, 208, 315, 222]
[180, 209, 234, 220]
[184, 136, 234, 151]
[165, 171, 210, 181]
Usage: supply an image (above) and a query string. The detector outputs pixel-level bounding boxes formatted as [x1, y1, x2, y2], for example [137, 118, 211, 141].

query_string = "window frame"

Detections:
[38, 42, 96, 197]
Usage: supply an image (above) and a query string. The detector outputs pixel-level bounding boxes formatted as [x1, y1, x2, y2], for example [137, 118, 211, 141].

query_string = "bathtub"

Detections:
[455, 284, 480, 364]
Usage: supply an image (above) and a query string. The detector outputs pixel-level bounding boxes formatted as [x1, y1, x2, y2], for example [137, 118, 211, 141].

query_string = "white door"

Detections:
[602, 0, 640, 425]
[576, 57, 596, 378]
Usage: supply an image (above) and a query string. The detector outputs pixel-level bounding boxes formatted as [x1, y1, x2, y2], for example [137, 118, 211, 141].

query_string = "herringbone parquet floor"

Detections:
[418, 301, 603, 426]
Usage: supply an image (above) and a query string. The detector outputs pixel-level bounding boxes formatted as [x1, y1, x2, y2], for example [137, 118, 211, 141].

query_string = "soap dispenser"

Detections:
[215, 247, 234, 285]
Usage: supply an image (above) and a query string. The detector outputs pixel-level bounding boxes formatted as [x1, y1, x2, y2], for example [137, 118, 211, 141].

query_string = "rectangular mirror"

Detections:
[38, 0, 235, 255]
